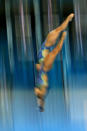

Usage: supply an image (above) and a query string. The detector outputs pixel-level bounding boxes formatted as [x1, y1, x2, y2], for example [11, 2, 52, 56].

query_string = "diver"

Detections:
[34, 13, 74, 112]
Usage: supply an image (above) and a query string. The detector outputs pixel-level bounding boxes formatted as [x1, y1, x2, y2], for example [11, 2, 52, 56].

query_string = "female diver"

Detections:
[34, 13, 74, 112]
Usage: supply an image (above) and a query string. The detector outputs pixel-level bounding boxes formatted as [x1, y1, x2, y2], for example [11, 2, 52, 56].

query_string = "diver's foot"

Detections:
[68, 13, 74, 22]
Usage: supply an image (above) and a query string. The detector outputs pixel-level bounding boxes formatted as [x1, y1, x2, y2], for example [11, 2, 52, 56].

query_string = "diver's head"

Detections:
[37, 97, 44, 112]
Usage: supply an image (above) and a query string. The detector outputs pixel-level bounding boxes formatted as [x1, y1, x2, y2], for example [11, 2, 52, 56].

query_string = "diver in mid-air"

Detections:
[34, 13, 74, 112]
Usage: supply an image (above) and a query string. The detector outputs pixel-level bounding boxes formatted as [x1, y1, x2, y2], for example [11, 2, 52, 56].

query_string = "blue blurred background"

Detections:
[0, 0, 87, 131]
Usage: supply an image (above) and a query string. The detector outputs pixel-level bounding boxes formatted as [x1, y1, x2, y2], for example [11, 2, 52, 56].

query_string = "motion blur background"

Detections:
[0, 0, 87, 131]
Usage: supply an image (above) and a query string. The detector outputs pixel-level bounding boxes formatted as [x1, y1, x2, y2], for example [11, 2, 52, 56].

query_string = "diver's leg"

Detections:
[55, 13, 74, 32]
[43, 31, 67, 72]
[35, 14, 74, 71]
[45, 13, 74, 47]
